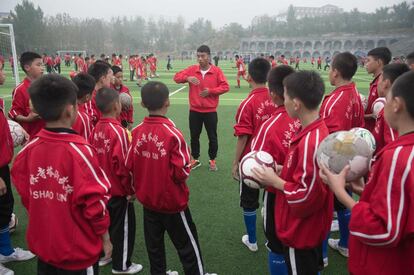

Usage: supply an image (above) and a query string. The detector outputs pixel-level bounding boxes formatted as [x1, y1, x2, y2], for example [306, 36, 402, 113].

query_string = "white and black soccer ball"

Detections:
[8, 120, 26, 147]
[240, 151, 275, 189]
[371, 97, 386, 117]
[119, 93, 132, 111]
[359, 93, 368, 111]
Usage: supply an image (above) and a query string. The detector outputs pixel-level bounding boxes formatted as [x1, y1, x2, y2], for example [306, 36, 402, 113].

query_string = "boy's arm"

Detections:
[112, 132, 134, 195]
[207, 70, 230, 96]
[169, 128, 191, 183]
[349, 153, 413, 247]
[232, 135, 249, 180]
[173, 67, 191, 83]
[10, 151, 31, 209]
[73, 146, 110, 236]
[8, 89, 39, 123]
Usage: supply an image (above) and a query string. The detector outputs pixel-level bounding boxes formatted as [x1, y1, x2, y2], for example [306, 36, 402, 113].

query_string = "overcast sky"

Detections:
[0, 0, 406, 27]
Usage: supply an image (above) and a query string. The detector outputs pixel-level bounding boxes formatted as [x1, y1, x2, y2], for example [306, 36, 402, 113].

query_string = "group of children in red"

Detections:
[127, 54, 158, 86]
[1, 50, 218, 275]
[232, 47, 414, 275]
[0, 45, 414, 275]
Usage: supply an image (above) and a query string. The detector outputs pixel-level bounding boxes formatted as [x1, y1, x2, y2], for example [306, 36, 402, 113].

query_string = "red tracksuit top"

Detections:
[320, 82, 364, 133]
[125, 116, 191, 213]
[72, 106, 93, 142]
[365, 74, 381, 132]
[90, 117, 134, 197]
[11, 129, 111, 270]
[276, 118, 333, 249]
[234, 87, 277, 159]
[250, 106, 301, 193]
[373, 108, 398, 154]
[84, 89, 101, 125]
[8, 77, 45, 137]
[348, 132, 414, 275]
[0, 99, 13, 167]
[111, 84, 134, 124]
[174, 64, 229, 113]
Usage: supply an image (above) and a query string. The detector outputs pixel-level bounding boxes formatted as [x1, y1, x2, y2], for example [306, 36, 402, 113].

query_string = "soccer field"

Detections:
[0, 59, 372, 275]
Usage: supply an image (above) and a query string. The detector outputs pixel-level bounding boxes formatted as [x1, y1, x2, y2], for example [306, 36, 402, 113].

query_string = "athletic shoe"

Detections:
[241, 235, 258, 252]
[328, 238, 349, 257]
[190, 159, 201, 170]
[112, 263, 143, 274]
[209, 160, 218, 171]
[0, 264, 14, 275]
[0, 248, 35, 263]
[330, 219, 339, 232]
[205, 273, 218, 275]
[323, 257, 328, 268]
[8, 213, 18, 234]
[166, 270, 178, 275]
[98, 257, 112, 267]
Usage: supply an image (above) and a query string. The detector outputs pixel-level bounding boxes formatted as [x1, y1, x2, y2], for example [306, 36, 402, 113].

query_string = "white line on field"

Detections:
[131, 96, 242, 101]
[1, 95, 12, 98]
[169, 86, 187, 96]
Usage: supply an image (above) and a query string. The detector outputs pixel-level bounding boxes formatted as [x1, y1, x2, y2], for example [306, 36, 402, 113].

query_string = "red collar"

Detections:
[291, 118, 325, 144]
[36, 129, 89, 145]
[143, 116, 176, 127]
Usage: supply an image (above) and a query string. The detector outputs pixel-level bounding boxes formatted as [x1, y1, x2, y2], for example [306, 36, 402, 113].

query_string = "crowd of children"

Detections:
[0, 45, 413, 275]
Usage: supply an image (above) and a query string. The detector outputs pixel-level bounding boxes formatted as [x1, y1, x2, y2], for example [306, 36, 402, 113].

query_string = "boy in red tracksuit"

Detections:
[174, 45, 229, 171]
[253, 71, 332, 275]
[364, 47, 391, 133]
[249, 65, 299, 275]
[111, 66, 134, 129]
[0, 67, 35, 274]
[373, 63, 409, 154]
[231, 58, 277, 252]
[11, 74, 112, 274]
[91, 88, 142, 274]
[320, 70, 414, 275]
[234, 55, 247, 88]
[85, 61, 114, 125]
[126, 81, 215, 275]
[8, 52, 45, 138]
[71, 73, 96, 142]
[319, 52, 364, 263]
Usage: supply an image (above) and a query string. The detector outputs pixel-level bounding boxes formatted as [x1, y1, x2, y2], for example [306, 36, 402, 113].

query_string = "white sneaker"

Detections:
[330, 219, 339, 232]
[0, 264, 14, 275]
[241, 235, 258, 252]
[205, 273, 217, 275]
[166, 270, 178, 275]
[8, 214, 18, 234]
[112, 263, 143, 274]
[323, 257, 328, 268]
[328, 238, 349, 257]
[98, 257, 112, 267]
[0, 248, 35, 263]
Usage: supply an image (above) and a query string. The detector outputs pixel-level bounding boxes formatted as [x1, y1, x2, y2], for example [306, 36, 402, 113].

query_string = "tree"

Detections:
[8, 0, 45, 52]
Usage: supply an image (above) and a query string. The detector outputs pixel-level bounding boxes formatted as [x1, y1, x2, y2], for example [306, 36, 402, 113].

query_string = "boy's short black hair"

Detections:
[72, 73, 96, 99]
[367, 47, 392, 65]
[268, 65, 295, 99]
[248, 58, 271, 84]
[20, 52, 42, 73]
[88, 61, 111, 82]
[28, 74, 77, 121]
[111, 65, 122, 75]
[141, 81, 169, 111]
[197, 45, 211, 55]
[283, 71, 325, 110]
[269, 55, 275, 59]
[382, 63, 410, 84]
[95, 88, 119, 114]
[391, 71, 414, 118]
[331, 52, 358, 80]
[406, 51, 414, 65]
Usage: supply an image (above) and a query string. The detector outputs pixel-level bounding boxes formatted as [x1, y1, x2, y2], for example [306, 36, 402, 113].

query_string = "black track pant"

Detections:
[108, 197, 136, 271]
[0, 165, 13, 228]
[143, 207, 204, 275]
[283, 245, 323, 275]
[37, 259, 99, 275]
[189, 110, 218, 160]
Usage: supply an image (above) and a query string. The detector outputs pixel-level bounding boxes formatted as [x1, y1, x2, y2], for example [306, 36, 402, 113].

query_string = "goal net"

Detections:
[0, 24, 19, 86]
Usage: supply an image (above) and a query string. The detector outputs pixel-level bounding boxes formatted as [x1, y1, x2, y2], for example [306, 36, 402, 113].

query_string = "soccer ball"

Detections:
[119, 93, 132, 111]
[317, 131, 373, 181]
[8, 120, 26, 147]
[349, 127, 376, 153]
[240, 151, 275, 189]
[69, 71, 77, 79]
[371, 97, 386, 117]
[359, 93, 368, 111]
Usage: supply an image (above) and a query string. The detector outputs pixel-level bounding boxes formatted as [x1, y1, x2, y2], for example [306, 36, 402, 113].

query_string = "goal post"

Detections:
[0, 24, 19, 86]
